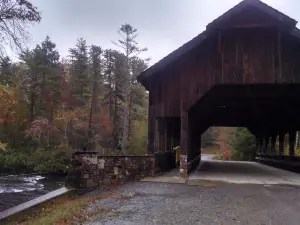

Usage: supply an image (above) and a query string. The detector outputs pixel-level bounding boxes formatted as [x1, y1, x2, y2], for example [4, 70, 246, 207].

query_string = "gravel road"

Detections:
[83, 181, 300, 225]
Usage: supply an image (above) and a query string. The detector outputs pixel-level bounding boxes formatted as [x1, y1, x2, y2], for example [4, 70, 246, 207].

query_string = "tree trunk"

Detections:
[108, 70, 113, 120]
[88, 76, 97, 150]
[121, 65, 130, 154]
[107, 55, 114, 120]
[128, 88, 133, 140]
[30, 92, 35, 121]
[121, 97, 129, 154]
[112, 81, 119, 150]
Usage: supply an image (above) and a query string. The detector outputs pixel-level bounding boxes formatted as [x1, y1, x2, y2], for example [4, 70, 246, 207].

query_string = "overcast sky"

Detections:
[23, 0, 299, 65]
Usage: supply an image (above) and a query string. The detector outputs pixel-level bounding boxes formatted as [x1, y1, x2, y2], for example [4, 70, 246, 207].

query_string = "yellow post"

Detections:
[173, 146, 181, 168]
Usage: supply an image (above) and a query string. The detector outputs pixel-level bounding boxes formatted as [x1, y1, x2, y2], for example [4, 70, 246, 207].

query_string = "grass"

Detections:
[213, 153, 224, 160]
[3, 194, 91, 225]
[3, 184, 125, 225]
[201, 147, 222, 155]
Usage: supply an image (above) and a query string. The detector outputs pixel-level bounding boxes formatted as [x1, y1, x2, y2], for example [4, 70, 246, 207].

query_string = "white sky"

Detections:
[10, 0, 300, 65]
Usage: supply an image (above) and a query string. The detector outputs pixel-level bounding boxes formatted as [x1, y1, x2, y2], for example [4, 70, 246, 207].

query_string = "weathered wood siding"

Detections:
[150, 28, 300, 118]
[147, 27, 300, 154]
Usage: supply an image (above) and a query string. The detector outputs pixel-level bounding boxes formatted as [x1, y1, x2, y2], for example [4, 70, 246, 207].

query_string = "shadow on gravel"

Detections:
[186, 179, 237, 187]
[186, 179, 270, 188]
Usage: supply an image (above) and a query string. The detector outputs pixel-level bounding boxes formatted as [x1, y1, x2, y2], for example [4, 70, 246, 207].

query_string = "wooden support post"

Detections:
[296, 131, 299, 149]
[158, 119, 166, 153]
[165, 122, 168, 152]
[165, 121, 171, 153]
[147, 86, 155, 154]
[256, 137, 260, 154]
[154, 119, 159, 153]
[180, 110, 189, 179]
[187, 126, 201, 172]
[278, 133, 284, 155]
[289, 130, 296, 157]
[259, 137, 263, 154]
[270, 135, 276, 153]
[262, 135, 270, 154]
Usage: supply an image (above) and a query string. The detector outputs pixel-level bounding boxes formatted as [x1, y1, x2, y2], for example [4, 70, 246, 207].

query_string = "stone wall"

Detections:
[66, 152, 155, 190]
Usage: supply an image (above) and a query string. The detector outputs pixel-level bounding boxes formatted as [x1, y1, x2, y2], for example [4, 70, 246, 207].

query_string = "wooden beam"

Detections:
[279, 133, 285, 155]
[147, 82, 155, 154]
[289, 130, 296, 157]
[271, 134, 276, 153]
[277, 31, 282, 82]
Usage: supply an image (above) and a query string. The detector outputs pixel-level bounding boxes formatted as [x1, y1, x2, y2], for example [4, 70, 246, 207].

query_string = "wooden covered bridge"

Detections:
[137, 0, 300, 178]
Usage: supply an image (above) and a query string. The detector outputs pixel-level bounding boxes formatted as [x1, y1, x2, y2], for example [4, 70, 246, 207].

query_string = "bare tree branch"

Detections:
[0, 0, 41, 56]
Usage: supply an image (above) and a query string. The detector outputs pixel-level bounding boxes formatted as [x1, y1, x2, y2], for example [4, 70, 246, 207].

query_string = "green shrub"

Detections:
[229, 128, 256, 161]
[29, 149, 70, 174]
[0, 148, 70, 174]
[1, 149, 30, 173]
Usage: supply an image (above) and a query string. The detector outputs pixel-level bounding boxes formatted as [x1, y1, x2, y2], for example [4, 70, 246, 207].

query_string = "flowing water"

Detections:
[0, 174, 65, 211]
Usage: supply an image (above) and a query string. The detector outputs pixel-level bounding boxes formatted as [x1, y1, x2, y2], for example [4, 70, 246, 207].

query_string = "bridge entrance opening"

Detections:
[186, 84, 300, 176]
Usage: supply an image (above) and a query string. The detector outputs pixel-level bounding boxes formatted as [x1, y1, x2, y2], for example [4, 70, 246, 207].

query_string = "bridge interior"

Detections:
[188, 157, 300, 186]
[189, 84, 300, 161]
[154, 84, 300, 176]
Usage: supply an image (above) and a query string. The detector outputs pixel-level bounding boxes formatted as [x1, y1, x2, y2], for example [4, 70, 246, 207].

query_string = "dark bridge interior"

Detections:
[189, 84, 300, 169]
[137, 0, 300, 178]
[190, 84, 300, 129]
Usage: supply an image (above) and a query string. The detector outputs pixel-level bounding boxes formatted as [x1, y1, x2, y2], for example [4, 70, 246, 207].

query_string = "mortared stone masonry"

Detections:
[66, 152, 155, 190]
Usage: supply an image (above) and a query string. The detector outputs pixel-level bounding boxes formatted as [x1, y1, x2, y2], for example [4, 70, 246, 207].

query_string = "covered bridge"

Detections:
[137, 0, 300, 178]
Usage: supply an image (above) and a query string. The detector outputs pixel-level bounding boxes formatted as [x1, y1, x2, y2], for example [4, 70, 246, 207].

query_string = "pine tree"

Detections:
[88, 45, 102, 148]
[103, 49, 115, 120]
[112, 52, 127, 151]
[114, 23, 147, 153]
[69, 38, 90, 106]
[20, 48, 40, 121]
[128, 57, 148, 138]
[20, 36, 60, 121]
[39, 36, 60, 120]
[0, 57, 14, 87]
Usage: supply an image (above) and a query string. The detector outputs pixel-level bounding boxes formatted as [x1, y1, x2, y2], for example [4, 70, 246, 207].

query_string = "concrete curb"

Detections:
[0, 187, 72, 222]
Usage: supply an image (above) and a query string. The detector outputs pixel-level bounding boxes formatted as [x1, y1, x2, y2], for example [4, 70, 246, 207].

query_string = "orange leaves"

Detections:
[0, 88, 18, 124]
[61, 97, 75, 104]
[102, 119, 111, 129]
[6, 99, 17, 105]
[223, 149, 232, 160]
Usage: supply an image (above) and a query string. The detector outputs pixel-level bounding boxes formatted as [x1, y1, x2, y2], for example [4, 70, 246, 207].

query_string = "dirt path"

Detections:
[83, 182, 300, 225]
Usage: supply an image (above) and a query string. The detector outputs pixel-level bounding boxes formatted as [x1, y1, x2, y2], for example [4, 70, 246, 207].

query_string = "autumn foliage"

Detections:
[0, 27, 148, 174]
[223, 149, 232, 160]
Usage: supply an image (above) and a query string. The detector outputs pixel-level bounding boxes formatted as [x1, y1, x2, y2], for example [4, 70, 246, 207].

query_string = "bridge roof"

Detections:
[137, 0, 300, 89]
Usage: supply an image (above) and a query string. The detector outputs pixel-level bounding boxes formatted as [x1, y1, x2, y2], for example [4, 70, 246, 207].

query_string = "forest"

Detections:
[0, 0, 287, 176]
[0, 1, 149, 174]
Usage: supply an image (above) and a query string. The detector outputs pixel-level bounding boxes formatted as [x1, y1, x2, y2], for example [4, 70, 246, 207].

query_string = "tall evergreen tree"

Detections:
[20, 36, 60, 121]
[69, 38, 90, 106]
[0, 57, 14, 87]
[39, 36, 60, 120]
[112, 52, 127, 150]
[128, 57, 148, 138]
[88, 45, 102, 147]
[114, 23, 147, 152]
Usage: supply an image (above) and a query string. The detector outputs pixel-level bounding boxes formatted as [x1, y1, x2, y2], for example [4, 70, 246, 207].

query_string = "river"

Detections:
[0, 174, 66, 211]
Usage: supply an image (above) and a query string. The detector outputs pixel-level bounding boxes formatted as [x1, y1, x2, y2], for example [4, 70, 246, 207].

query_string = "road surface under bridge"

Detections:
[142, 154, 300, 187]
